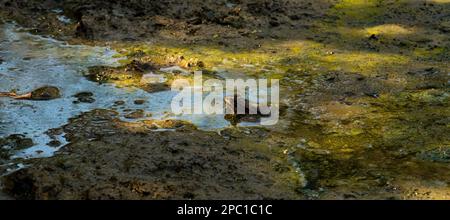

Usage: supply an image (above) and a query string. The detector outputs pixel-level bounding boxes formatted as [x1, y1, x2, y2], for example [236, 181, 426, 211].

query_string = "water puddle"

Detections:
[0, 23, 235, 161]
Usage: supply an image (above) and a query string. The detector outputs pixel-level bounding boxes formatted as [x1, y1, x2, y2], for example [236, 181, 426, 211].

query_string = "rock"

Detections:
[134, 99, 145, 105]
[1, 135, 33, 149]
[74, 92, 95, 103]
[140, 82, 169, 93]
[368, 34, 379, 41]
[127, 50, 146, 58]
[86, 61, 153, 84]
[223, 95, 271, 125]
[74, 92, 94, 98]
[0, 134, 34, 154]
[125, 60, 154, 73]
[160, 66, 190, 75]
[47, 140, 62, 147]
[77, 97, 96, 103]
[224, 95, 257, 115]
[124, 109, 145, 119]
[114, 100, 125, 106]
[75, 18, 94, 39]
[140, 72, 166, 84]
[197, 61, 205, 68]
[30, 86, 61, 100]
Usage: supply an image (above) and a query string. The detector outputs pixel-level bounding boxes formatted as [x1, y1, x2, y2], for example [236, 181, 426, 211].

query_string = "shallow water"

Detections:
[0, 23, 233, 160]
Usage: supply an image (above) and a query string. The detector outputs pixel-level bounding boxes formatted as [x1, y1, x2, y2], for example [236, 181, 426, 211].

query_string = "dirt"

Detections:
[0, 0, 449, 200]
[1, 109, 300, 199]
[0, 135, 34, 164]
[0, 0, 331, 44]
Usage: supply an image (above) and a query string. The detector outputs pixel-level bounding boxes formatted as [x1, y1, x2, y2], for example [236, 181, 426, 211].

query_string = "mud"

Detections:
[2, 110, 300, 199]
[0, 0, 449, 200]
[0, 134, 33, 162]
[0, 0, 331, 44]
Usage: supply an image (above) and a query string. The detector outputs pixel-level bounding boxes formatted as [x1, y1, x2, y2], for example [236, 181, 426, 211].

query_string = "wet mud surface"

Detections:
[0, 0, 449, 199]
[2, 110, 299, 199]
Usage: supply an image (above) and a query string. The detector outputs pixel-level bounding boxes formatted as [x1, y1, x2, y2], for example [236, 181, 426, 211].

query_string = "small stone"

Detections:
[141, 83, 169, 93]
[368, 34, 379, 41]
[114, 100, 125, 106]
[74, 92, 93, 98]
[134, 99, 145, 105]
[30, 86, 61, 100]
[0, 134, 33, 150]
[73, 92, 95, 103]
[47, 140, 61, 147]
[78, 97, 96, 103]
[124, 110, 145, 119]
[154, 119, 193, 129]
[197, 61, 205, 68]
[160, 66, 190, 75]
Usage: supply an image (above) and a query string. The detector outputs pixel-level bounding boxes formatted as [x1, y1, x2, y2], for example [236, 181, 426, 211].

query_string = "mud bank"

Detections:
[2, 110, 300, 199]
[0, 0, 331, 44]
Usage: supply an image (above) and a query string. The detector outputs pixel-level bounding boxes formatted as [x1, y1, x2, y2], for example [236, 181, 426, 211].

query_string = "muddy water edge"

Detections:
[0, 0, 449, 199]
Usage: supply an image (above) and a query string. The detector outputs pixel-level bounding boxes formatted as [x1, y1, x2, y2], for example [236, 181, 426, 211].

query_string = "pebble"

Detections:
[74, 92, 95, 103]
[114, 100, 125, 106]
[134, 99, 145, 105]
[124, 109, 145, 119]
